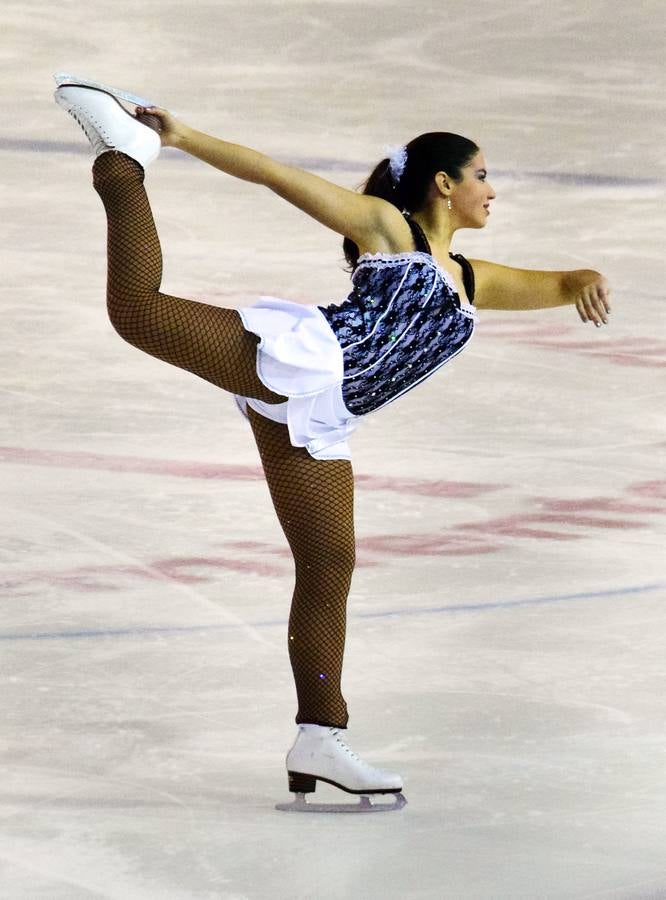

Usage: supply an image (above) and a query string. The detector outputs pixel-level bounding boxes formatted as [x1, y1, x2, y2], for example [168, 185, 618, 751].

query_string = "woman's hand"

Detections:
[574, 272, 611, 327]
[135, 105, 189, 149]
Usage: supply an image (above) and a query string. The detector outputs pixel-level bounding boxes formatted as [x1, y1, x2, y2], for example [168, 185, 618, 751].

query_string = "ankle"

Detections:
[92, 151, 145, 188]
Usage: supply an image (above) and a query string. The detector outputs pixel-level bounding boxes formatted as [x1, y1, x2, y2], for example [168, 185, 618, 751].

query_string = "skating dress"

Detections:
[236, 218, 478, 460]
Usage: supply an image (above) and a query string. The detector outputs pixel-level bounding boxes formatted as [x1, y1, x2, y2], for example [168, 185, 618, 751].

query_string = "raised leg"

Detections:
[247, 407, 355, 727]
[92, 151, 283, 402]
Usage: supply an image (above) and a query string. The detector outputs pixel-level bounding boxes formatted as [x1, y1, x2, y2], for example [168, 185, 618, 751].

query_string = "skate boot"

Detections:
[276, 725, 406, 813]
[54, 81, 161, 169]
[54, 72, 158, 109]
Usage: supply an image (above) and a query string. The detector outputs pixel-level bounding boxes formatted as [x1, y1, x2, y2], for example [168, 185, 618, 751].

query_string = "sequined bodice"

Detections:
[318, 244, 477, 416]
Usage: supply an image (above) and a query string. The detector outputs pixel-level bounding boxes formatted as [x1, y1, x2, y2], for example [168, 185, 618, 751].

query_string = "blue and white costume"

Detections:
[236, 218, 478, 460]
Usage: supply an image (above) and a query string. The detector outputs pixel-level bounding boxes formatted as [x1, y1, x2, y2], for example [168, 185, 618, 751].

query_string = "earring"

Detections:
[447, 198, 452, 210]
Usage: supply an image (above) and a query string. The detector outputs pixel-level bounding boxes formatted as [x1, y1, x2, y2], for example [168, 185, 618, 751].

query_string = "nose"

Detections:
[487, 182, 496, 199]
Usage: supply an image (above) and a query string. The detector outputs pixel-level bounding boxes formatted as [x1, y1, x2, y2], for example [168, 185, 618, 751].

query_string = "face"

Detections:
[449, 151, 496, 228]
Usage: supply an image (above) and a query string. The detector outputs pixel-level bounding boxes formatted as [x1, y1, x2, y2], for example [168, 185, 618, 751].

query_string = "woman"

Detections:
[54, 74, 611, 812]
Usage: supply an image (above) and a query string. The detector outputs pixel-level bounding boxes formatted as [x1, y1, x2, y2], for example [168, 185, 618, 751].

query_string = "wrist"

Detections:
[563, 269, 600, 302]
[172, 123, 195, 152]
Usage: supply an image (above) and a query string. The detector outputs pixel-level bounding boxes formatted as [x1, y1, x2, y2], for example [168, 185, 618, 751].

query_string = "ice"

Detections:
[1, 1, 665, 897]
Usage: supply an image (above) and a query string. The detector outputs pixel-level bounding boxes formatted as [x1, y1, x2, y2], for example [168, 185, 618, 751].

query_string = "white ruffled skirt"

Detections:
[235, 297, 360, 461]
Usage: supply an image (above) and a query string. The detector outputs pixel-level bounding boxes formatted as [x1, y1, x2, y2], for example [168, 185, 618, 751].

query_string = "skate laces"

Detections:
[69, 106, 109, 153]
[330, 728, 363, 764]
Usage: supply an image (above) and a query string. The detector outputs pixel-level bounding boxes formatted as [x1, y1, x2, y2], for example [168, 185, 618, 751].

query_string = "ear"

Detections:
[433, 171, 453, 199]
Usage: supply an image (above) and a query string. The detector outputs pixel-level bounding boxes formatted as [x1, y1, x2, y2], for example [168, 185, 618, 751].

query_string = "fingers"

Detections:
[134, 105, 175, 144]
[577, 281, 611, 327]
[135, 105, 168, 120]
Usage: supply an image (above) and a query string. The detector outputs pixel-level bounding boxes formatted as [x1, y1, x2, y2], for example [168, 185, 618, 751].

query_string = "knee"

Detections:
[296, 538, 356, 584]
[106, 298, 131, 343]
[106, 296, 122, 333]
[332, 540, 356, 578]
[106, 293, 149, 344]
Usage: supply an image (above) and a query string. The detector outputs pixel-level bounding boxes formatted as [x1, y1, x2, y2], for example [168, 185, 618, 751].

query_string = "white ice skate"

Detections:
[54, 81, 161, 169]
[276, 725, 406, 813]
[54, 72, 158, 110]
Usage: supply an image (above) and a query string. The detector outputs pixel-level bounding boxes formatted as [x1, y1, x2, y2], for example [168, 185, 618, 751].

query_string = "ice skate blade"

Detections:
[276, 792, 407, 813]
[54, 72, 157, 109]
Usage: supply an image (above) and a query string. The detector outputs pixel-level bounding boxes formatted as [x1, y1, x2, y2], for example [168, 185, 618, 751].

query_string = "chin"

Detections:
[469, 211, 489, 228]
[458, 214, 488, 230]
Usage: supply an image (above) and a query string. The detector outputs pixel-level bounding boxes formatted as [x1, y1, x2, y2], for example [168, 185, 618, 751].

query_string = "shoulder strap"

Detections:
[449, 252, 476, 302]
[405, 217, 476, 302]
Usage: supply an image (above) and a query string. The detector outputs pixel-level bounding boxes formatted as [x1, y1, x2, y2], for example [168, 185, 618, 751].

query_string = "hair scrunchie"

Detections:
[385, 144, 408, 186]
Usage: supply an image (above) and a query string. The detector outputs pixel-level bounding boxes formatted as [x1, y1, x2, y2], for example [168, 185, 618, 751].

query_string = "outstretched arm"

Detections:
[142, 106, 399, 248]
[469, 259, 611, 327]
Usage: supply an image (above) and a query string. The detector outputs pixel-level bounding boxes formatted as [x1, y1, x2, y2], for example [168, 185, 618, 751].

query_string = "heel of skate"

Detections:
[288, 771, 316, 793]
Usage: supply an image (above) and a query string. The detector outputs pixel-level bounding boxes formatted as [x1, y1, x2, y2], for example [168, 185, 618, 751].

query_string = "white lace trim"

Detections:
[355, 251, 476, 315]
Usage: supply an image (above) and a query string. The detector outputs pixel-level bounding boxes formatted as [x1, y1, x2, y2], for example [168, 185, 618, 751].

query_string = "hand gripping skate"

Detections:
[275, 725, 407, 813]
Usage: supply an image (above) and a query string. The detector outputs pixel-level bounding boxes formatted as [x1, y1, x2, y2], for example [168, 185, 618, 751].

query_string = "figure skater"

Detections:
[53, 74, 610, 812]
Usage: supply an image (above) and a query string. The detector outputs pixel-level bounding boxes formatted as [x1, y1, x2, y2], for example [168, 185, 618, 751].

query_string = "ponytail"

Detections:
[343, 132, 479, 269]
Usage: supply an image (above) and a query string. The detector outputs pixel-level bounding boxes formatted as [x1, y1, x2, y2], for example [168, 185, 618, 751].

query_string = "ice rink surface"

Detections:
[2, 1, 665, 897]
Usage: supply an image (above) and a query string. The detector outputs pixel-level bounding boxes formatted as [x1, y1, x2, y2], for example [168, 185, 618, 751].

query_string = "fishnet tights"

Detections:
[93, 151, 353, 727]
[248, 408, 354, 727]
[93, 151, 282, 400]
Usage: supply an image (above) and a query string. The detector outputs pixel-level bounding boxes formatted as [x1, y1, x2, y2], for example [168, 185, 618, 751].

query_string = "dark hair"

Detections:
[343, 131, 479, 269]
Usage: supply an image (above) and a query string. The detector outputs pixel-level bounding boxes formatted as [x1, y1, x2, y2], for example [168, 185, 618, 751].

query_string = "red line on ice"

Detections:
[0, 446, 504, 499]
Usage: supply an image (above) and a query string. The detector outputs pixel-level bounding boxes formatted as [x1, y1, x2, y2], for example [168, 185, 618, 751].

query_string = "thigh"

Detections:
[112, 282, 285, 403]
[247, 407, 355, 561]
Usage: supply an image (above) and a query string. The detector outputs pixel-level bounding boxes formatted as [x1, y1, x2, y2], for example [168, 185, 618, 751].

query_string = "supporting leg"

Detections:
[247, 407, 354, 728]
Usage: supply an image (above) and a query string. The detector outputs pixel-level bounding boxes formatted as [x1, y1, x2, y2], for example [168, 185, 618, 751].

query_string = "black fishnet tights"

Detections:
[93, 151, 353, 727]
[93, 151, 282, 400]
[248, 408, 354, 727]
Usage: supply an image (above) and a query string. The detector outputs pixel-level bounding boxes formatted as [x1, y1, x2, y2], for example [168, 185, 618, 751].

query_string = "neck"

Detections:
[410, 208, 455, 256]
